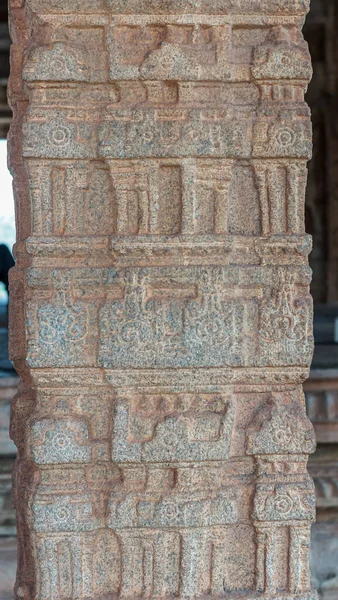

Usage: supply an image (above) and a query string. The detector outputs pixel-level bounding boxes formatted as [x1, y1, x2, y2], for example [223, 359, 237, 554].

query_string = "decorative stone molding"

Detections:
[8, 1, 315, 599]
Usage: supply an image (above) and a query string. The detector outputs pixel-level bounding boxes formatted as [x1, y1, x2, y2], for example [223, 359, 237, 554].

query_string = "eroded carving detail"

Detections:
[8, 0, 315, 599]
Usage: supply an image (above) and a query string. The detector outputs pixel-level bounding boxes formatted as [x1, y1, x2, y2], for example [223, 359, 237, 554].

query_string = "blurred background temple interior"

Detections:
[1, 0, 338, 598]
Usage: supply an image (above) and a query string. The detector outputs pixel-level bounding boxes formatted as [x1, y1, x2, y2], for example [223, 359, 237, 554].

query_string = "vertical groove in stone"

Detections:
[8, 1, 317, 599]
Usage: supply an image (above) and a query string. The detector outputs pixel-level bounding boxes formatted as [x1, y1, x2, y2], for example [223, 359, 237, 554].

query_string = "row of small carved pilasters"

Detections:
[255, 524, 312, 596]
[253, 452, 315, 598]
[24, 158, 309, 240]
[7, 2, 314, 600]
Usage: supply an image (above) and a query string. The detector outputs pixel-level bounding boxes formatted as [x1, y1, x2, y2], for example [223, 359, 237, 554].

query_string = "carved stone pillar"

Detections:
[8, 1, 316, 599]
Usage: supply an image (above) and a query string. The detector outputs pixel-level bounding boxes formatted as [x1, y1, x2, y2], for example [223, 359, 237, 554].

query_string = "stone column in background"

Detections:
[8, 1, 316, 599]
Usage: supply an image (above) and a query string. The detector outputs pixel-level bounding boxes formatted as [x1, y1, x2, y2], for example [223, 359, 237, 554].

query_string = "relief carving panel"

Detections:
[8, 0, 316, 599]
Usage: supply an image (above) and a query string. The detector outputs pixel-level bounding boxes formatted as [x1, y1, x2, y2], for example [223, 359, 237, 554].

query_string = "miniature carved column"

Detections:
[8, 1, 316, 600]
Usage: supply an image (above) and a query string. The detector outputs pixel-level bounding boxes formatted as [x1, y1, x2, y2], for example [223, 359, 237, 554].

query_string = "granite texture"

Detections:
[8, 1, 316, 599]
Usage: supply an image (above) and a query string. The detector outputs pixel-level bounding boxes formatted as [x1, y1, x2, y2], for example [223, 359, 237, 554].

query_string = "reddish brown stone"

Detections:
[8, 1, 316, 599]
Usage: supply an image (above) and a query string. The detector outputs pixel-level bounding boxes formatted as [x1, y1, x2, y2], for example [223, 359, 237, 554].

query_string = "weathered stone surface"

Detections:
[8, 0, 316, 599]
[25, 0, 311, 15]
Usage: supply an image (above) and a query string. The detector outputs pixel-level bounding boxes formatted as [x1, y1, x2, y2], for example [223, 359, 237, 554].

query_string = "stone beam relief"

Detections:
[8, 1, 316, 600]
